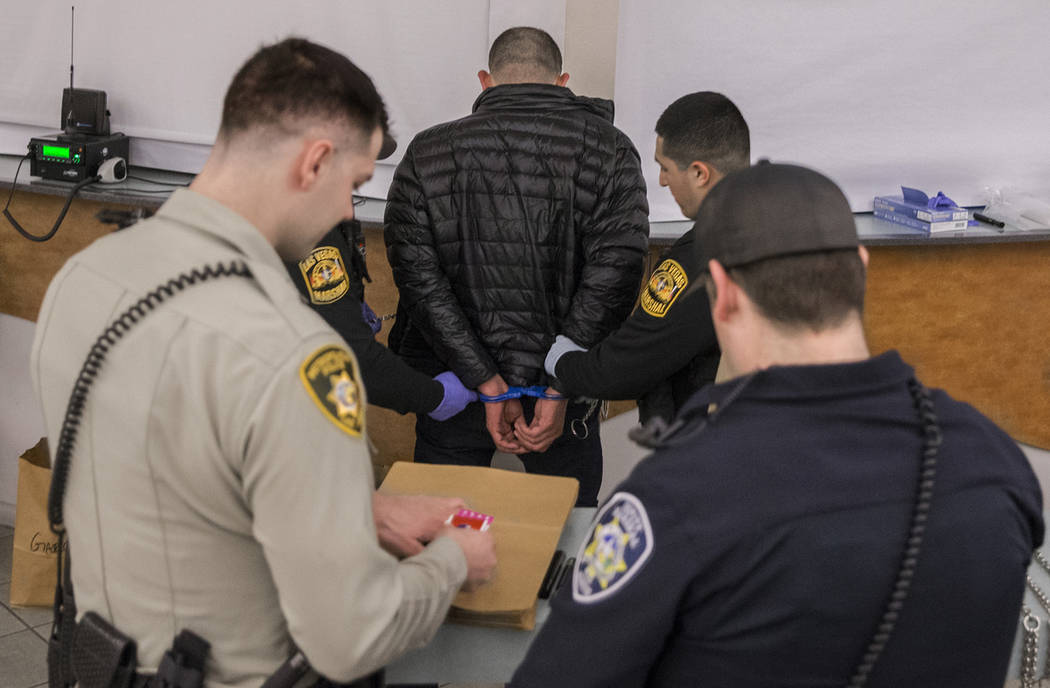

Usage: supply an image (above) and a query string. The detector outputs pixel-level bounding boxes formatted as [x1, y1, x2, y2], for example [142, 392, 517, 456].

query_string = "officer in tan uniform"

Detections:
[31, 38, 496, 688]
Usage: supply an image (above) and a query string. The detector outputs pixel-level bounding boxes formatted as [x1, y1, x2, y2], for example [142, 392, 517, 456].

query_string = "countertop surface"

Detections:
[4, 154, 1048, 245]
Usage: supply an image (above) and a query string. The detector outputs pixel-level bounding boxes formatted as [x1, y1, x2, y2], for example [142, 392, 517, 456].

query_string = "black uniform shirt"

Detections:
[287, 224, 443, 416]
[513, 351, 1043, 687]
[553, 227, 719, 424]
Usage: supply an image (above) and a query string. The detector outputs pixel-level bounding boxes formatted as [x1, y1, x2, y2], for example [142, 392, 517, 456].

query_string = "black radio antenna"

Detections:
[70, 6, 75, 90]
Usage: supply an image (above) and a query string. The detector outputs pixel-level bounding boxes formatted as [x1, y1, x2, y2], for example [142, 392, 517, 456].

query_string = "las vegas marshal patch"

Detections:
[640, 258, 688, 318]
[298, 246, 349, 305]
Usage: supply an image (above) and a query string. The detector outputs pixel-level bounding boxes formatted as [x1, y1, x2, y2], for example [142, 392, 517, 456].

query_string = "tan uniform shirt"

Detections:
[31, 189, 466, 687]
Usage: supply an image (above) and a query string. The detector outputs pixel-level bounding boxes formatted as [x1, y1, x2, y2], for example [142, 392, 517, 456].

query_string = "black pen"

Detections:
[973, 212, 1006, 231]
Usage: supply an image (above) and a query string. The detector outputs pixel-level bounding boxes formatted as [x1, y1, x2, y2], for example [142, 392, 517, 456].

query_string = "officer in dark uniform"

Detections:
[511, 164, 1043, 687]
[544, 93, 749, 424]
[286, 215, 475, 421]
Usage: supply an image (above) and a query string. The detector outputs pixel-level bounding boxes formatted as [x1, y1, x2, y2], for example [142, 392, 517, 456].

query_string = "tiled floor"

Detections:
[0, 524, 49, 688]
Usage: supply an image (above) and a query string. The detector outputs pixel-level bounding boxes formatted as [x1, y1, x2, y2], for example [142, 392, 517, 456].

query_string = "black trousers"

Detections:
[414, 397, 603, 507]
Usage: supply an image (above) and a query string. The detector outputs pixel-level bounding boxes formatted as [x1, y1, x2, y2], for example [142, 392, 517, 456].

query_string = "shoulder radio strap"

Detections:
[45, 262, 253, 688]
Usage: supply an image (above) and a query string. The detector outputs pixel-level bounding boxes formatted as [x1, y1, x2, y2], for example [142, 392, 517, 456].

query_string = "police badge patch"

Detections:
[573, 492, 654, 604]
[298, 246, 349, 305]
[299, 345, 365, 437]
[640, 258, 688, 318]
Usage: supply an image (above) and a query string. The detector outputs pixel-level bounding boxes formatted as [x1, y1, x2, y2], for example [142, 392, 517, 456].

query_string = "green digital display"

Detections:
[42, 145, 71, 159]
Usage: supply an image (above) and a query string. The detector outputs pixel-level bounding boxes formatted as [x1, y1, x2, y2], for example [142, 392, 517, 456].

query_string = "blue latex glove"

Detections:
[428, 371, 479, 421]
[361, 301, 382, 335]
[544, 334, 586, 377]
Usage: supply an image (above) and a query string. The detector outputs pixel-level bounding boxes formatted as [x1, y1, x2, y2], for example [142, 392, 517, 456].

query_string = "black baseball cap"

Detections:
[378, 132, 397, 160]
[693, 163, 858, 272]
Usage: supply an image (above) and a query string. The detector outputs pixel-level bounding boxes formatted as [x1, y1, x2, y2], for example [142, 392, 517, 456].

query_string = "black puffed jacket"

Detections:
[384, 84, 649, 388]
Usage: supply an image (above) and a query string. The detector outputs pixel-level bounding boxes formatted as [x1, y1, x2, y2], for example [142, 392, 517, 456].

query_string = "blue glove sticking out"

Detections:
[428, 371, 479, 421]
[361, 301, 382, 335]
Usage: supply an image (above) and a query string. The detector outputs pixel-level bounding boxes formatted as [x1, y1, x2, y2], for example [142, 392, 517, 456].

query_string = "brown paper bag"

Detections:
[9, 437, 61, 608]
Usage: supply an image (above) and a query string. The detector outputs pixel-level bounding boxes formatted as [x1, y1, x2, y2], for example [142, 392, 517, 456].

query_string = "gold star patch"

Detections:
[299, 345, 364, 437]
[572, 492, 654, 604]
[582, 517, 632, 589]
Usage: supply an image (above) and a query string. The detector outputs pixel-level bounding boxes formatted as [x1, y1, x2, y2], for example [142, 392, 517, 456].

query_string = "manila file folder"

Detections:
[378, 462, 578, 630]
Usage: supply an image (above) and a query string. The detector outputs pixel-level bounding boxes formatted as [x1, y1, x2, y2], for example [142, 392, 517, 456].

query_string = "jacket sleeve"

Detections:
[510, 489, 688, 687]
[383, 145, 499, 388]
[306, 294, 444, 415]
[241, 335, 467, 682]
[350, 329, 444, 415]
[559, 137, 650, 348]
[285, 254, 444, 416]
[555, 285, 717, 400]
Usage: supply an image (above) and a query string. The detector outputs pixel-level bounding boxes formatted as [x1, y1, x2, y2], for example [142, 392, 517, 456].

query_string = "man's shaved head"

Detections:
[488, 27, 563, 83]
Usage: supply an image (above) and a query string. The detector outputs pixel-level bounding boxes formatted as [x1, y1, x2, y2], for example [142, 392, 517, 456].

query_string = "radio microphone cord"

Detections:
[3, 151, 100, 242]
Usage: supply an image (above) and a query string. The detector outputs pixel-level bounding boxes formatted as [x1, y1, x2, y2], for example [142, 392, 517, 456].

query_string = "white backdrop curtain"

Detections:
[0, 0, 567, 199]
[614, 0, 1050, 218]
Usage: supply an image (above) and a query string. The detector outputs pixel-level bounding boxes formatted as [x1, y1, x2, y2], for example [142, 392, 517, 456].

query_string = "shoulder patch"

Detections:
[298, 246, 349, 305]
[640, 258, 688, 318]
[572, 492, 654, 604]
[299, 345, 364, 437]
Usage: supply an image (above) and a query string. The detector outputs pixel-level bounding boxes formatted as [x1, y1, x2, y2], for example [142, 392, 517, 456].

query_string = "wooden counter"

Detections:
[3, 171, 1047, 466]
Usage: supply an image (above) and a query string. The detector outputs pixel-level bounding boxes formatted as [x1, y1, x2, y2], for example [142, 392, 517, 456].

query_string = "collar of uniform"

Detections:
[679, 350, 914, 418]
[154, 188, 287, 274]
[471, 83, 615, 123]
[673, 225, 696, 251]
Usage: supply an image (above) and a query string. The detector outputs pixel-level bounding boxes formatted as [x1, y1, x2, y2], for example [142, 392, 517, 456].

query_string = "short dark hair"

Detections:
[726, 249, 866, 330]
[655, 92, 750, 174]
[219, 37, 388, 145]
[488, 27, 562, 82]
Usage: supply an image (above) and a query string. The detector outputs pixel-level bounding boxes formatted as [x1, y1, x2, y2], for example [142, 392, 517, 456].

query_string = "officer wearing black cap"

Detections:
[543, 92, 749, 425]
[511, 163, 1043, 687]
[285, 131, 476, 421]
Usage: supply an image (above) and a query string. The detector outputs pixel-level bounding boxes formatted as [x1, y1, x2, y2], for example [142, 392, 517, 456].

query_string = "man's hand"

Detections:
[514, 391, 567, 453]
[487, 398, 526, 454]
[441, 525, 498, 592]
[372, 493, 466, 558]
[479, 374, 526, 454]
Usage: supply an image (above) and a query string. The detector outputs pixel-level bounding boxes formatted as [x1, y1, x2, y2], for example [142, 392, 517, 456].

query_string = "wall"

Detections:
[0, 1, 624, 523]
[0, 314, 42, 525]
[8, 1, 1049, 221]
[613, 0, 1050, 219]
[0, 1, 589, 199]
[0, 190, 123, 523]
[5, 1, 1048, 522]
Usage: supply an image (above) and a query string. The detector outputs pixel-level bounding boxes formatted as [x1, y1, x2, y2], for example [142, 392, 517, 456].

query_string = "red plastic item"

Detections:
[447, 508, 493, 532]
